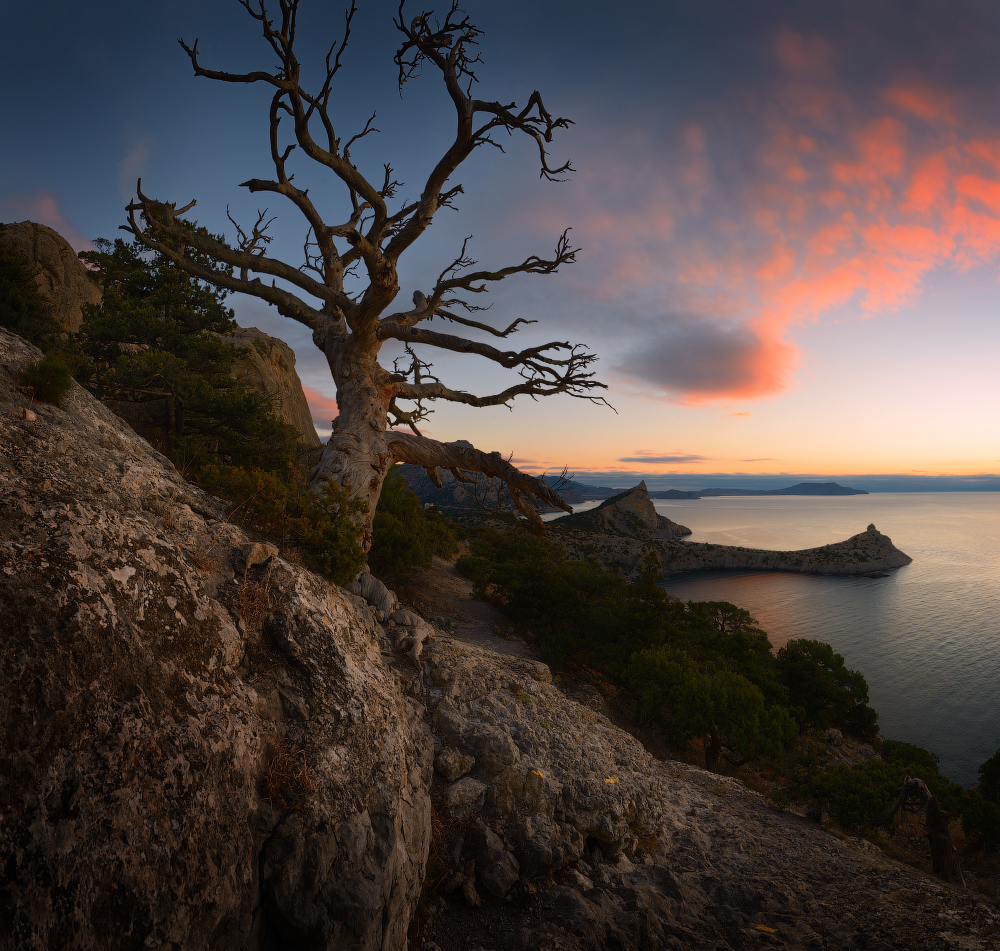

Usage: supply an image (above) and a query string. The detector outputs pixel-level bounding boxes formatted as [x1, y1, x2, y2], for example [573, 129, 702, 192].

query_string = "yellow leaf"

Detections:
[604, 776, 620, 784]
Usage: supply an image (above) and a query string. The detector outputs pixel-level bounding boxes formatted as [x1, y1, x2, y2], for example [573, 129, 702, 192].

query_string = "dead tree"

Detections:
[879, 776, 964, 883]
[121, 0, 609, 550]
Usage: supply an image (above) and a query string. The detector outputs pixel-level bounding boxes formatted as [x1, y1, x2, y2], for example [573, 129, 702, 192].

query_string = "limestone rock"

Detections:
[424, 636, 679, 881]
[0, 220, 102, 331]
[435, 746, 475, 781]
[388, 608, 435, 659]
[445, 777, 487, 819]
[0, 327, 431, 951]
[553, 482, 913, 579]
[217, 326, 321, 445]
[471, 821, 520, 899]
[348, 569, 397, 614]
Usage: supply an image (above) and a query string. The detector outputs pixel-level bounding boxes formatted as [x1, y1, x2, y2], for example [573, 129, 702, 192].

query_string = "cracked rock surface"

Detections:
[403, 561, 999, 951]
[0, 328, 432, 951]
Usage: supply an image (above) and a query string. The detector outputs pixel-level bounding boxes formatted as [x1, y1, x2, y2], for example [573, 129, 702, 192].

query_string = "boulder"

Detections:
[0, 327, 431, 951]
[0, 220, 102, 331]
[435, 746, 475, 781]
[217, 325, 321, 445]
[444, 777, 487, 819]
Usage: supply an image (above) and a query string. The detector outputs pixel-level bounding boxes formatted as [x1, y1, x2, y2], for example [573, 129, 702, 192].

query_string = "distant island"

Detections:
[647, 481, 869, 499]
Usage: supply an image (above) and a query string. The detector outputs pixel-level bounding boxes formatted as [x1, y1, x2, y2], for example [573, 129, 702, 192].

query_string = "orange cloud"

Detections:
[884, 84, 956, 124]
[521, 36, 1000, 406]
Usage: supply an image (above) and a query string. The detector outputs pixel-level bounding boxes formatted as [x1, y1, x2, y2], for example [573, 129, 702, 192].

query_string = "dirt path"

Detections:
[394, 556, 538, 662]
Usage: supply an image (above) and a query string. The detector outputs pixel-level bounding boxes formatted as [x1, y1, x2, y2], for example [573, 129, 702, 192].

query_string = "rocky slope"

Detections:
[218, 325, 321, 445]
[553, 482, 912, 579]
[0, 327, 428, 950]
[1, 326, 992, 950]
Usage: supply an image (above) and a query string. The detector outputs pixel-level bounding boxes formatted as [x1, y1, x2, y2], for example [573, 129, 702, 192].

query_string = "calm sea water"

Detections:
[552, 493, 1000, 785]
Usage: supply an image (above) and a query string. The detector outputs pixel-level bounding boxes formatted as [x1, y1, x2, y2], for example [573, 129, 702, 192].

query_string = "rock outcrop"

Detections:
[218, 326, 321, 445]
[553, 482, 912, 579]
[1, 222, 320, 445]
[405, 600, 997, 950]
[0, 327, 429, 950]
[558, 481, 692, 540]
[0, 221, 102, 332]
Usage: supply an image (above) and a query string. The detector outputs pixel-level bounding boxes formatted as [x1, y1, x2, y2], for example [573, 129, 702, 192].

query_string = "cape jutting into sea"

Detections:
[648, 492, 1000, 786]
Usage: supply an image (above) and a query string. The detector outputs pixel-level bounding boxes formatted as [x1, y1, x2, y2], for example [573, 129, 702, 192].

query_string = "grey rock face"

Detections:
[423, 636, 679, 881]
[419, 630, 996, 950]
[445, 776, 488, 819]
[0, 220, 102, 331]
[217, 325, 321, 446]
[434, 746, 475, 781]
[0, 328, 431, 951]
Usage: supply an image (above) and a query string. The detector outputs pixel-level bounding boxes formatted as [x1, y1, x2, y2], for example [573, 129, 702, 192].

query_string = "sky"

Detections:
[3, 0, 999, 490]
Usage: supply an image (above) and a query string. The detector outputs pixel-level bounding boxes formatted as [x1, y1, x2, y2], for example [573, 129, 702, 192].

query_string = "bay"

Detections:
[641, 492, 1000, 786]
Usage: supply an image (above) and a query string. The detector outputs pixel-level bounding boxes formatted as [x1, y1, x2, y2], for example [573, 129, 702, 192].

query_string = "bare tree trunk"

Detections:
[311, 352, 395, 552]
[705, 731, 722, 774]
[879, 776, 961, 882]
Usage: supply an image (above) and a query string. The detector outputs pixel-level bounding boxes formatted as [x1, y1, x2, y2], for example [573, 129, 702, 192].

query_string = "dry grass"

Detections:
[235, 562, 287, 629]
[264, 735, 314, 810]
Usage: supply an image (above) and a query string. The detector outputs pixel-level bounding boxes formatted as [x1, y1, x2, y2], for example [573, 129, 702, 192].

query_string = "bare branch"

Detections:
[385, 6, 573, 263]
[123, 182, 339, 330]
[436, 309, 535, 337]
[386, 430, 571, 533]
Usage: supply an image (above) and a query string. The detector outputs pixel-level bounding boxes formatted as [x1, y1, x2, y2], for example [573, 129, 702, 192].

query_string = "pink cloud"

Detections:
[0, 190, 93, 252]
[303, 385, 338, 428]
[516, 31, 1000, 406]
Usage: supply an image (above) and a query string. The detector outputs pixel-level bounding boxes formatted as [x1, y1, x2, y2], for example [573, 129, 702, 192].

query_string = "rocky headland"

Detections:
[552, 483, 912, 579]
[2, 318, 996, 949]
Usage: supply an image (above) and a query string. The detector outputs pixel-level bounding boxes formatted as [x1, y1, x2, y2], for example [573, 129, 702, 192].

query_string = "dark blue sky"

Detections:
[4, 1, 999, 483]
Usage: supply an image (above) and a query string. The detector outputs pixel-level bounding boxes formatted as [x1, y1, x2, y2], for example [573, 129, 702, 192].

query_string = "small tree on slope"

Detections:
[122, 0, 608, 550]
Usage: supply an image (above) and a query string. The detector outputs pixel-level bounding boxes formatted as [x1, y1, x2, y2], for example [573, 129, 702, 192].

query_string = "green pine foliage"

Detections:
[780, 738, 976, 837]
[17, 354, 74, 405]
[77, 235, 301, 469]
[0, 226, 62, 345]
[777, 639, 879, 741]
[368, 466, 458, 578]
[456, 526, 877, 771]
[196, 462, 367, 586]
[456, 524, 1000, 844]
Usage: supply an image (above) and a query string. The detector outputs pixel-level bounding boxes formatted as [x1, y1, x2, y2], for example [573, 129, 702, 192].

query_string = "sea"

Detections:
[550, 493, 1000, 786]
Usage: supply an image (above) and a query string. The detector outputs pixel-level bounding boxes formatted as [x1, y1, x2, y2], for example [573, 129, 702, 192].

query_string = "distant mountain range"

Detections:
[546, 479, 868, 500]
[648, 482, 869, 499]
[399, 458, 868, 511]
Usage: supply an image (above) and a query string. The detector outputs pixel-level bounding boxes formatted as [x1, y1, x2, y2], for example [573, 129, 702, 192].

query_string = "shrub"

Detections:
[195, 462, 366, 586]
[0, 228, 61, 344]
[368, 466, 458, 578]
[776, 638, 878, 740]
[18, 354, 74, 405]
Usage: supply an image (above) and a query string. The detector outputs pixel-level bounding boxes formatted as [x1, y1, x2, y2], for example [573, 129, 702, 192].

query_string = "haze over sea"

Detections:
[559, 492, 1000, 786]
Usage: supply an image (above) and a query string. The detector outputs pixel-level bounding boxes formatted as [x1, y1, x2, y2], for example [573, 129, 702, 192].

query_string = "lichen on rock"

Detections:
[0, 327, 431, 951]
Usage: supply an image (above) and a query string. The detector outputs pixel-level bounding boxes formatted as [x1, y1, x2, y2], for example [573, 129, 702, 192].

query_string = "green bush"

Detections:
[195, 462, 366, 586]
[18, 354, 74, 405]
[961, 790, 1000, 846]
[978, 747, 1000, 804]
[0, 228, 62, 344]
[777, 638, 878, 740]
[368, 466, 458, 578]
[781, 737, 969, 835]
[77, 234, 301, 469]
